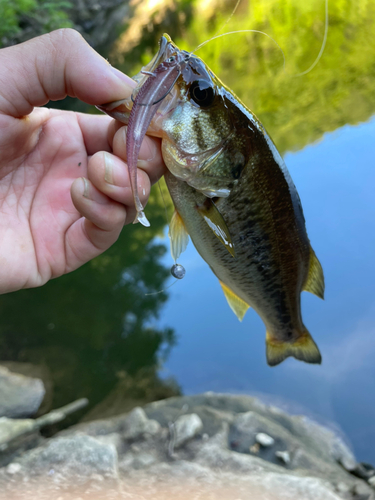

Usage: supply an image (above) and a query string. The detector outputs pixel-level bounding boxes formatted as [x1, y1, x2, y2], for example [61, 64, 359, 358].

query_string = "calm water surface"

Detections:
[1, 0, 375, 464]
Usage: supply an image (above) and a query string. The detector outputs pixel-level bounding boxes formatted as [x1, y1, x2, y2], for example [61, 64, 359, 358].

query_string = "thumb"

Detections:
[0, 29, 135, 118]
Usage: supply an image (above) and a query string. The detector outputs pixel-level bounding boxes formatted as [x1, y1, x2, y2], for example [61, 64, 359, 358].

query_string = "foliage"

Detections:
[0, 0, 73, 47]
[0, 0, 36, 40]
[114, 0, 375, 154]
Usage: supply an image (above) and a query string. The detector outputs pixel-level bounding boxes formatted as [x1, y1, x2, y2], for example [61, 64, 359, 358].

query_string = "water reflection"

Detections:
[0, 189, 178, 421]
[114, 0, 375, 152]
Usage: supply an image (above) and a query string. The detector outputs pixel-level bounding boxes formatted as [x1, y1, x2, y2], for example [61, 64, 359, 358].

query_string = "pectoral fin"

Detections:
[266, 329, 322, 367]
[169, 210, 189, 261]
[219, 280, 250, 321]
[303, 248, 325, 299]
[197, 199, 235, 257]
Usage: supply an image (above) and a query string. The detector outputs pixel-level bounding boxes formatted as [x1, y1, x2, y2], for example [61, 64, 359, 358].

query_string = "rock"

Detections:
[5, 463, 22, 475]
[0, 398, 88, 468]
[335, 481, 351, 494]
[0, 365, 45, 418]
[252, 473, 345, 500]
[351, 463, 375, 481]
[0, 418, 36, 451]
[94, 433, 123, 454]
[15, 434, 118, 480]
[352, 481, 375, 499]
[276, 450, 291, 465]
[296, 414, 357, 470]
[256, 432, 275, 447]
[145, 401, 232, 438]
[369, 476, 375, 488]
[0, 362, 53, 415]
[66, 406, 160, 442]
[0, 392, 369, 498]
[173, 414, 203, 448]
[194, 424, 281, 474]
[120, 407, 161, 441]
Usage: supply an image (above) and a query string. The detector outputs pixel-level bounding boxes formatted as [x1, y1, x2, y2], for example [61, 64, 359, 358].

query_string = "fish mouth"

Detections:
[96, 34, 176, 120]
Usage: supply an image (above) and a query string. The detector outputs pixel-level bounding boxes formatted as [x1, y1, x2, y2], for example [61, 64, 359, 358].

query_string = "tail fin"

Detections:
[266, 329, 322, 367]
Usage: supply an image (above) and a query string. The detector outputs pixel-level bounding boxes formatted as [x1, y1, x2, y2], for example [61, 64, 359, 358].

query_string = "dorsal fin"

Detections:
[168, 209, 189, 261]
[196, 199, 235, 257]
[219, 280, 250, 321]
[303, 247, 325, 299]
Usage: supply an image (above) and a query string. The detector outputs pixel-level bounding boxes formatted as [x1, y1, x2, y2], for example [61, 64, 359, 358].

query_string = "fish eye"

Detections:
[189, 80, 215, 107]
[167, 56, 176, 63]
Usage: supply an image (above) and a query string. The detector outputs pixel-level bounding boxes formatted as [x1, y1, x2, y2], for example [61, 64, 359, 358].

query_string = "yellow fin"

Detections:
[219, 280, 250, 321]
[303, 248, 325, 299]
[197, 199, 235, 257]
[168, 210, 189, 261]
[266, 329, 322, 367]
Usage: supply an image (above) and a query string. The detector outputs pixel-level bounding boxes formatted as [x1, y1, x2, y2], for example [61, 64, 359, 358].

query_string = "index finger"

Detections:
[0, 29, 135, 118]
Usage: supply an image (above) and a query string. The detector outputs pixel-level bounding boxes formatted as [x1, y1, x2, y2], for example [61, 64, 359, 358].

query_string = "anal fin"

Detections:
[169, 210, 189, 261]
[266, 329, 322, 367]
[303, 247, 325, 299]
[219, 280, 250, 321]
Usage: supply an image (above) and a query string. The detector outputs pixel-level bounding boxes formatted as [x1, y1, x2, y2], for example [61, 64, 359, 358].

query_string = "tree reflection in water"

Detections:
[0, 187, 179, 422]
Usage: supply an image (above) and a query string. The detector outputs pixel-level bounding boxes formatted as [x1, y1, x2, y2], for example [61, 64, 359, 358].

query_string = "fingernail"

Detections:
[81, 177, 90, 199]
[111, 67, 136, 89]
[104, 152, 114, 184]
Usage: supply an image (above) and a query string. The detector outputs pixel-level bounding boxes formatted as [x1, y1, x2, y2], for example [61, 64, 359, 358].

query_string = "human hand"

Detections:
[0, 29, 166, 294]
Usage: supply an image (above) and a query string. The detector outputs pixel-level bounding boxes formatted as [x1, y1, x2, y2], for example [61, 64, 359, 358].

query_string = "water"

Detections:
[1, 0, 375, 464]
[158, 117, 375, 463]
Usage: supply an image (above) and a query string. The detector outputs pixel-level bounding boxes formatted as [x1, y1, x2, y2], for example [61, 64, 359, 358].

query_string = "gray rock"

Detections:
[369, 476, 375, 488]
[335, 481, 351, 494]
[194, 423, 281, 474]
[65, 406, 160, 442]
[0, 392, 369, 499]
[276, 450, 291, 465]
[0, 365, 45, 418]
[145, 393, 357, 471]
[352, 481, 375, 499]
[5, 463, 22, 475]
[117, 406, 161, 442]
[0, 418, 36, 451]
[15, 434, 118, 480]
[250, 473, 344, 500]
[295, 415, 357, 470]
[174, 413, 203, 448]
[256, 432, 275, 447]
[0, 362, 53, 415]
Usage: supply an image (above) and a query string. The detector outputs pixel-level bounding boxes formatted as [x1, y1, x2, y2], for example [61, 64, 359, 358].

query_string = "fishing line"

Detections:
[145, 279, 179, 296]
[192, 0, 328, 77]
[144, 181, 186, 296]
[293, 0, 328, 77]
[213, 0, 242, 39]
[192, 30, 286, 72]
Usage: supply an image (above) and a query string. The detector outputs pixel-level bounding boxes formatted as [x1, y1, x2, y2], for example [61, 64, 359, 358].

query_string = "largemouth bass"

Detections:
[98, 34, 325, 366]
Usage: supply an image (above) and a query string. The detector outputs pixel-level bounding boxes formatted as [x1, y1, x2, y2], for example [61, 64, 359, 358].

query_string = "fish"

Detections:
[97, 34, 325, 366]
